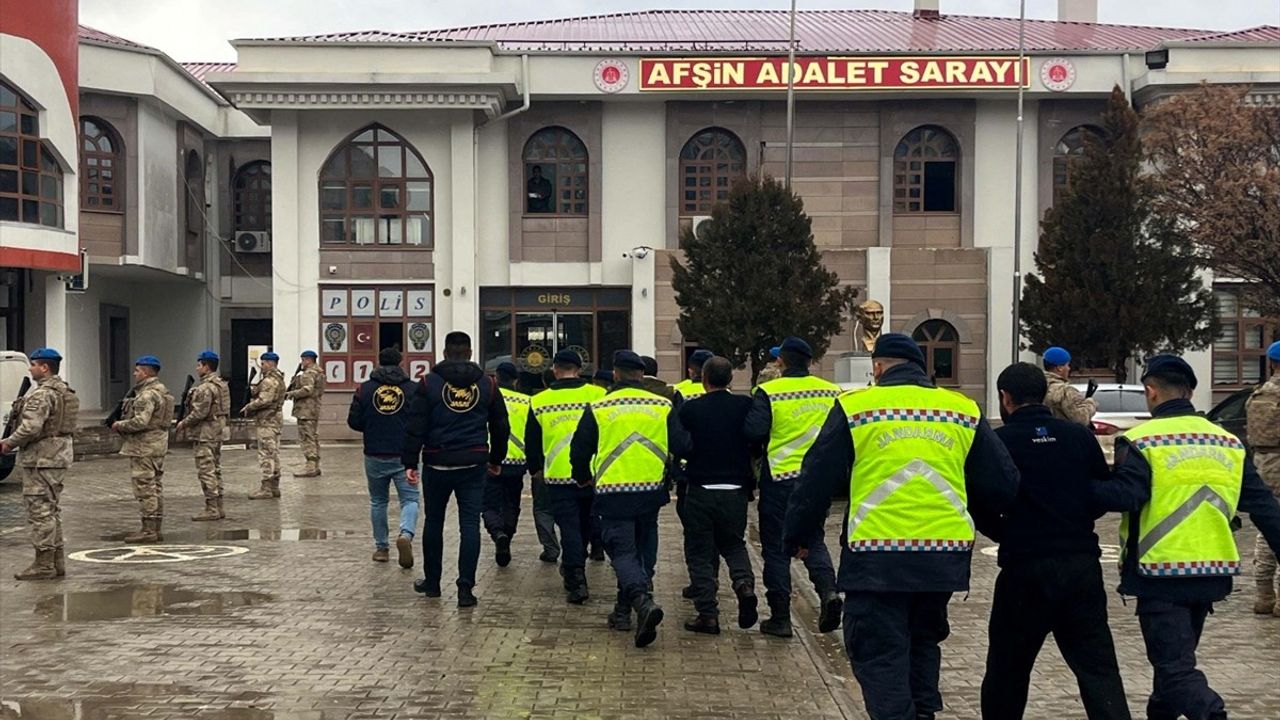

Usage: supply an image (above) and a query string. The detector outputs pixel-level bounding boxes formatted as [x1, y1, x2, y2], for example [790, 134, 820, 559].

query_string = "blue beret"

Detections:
[260, 351, 280, 362]
[553, 349, 582, 367]
[769, 346, 781, 359]
[1043, 347, 1071, 367]
[871, 333, 926, 369]
[495, 361, 519, 379]
[594, 368, 614, 381]
[135, 355, 162, 369]
[197, 349, 220, 362]
[688, 349, 715, 366]
[780, 336, 813, 359]
[30, 348, 62, 361]
[1268, 340, 1280, 363]
[1141, 354, 1197, 390]
[613, 350, 646, 371]
[300, 350, 318, 359]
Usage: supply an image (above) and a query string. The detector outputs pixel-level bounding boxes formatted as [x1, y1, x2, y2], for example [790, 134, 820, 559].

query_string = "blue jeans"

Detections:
[365, 456, 420, 550]
[422, 465, 486, 590]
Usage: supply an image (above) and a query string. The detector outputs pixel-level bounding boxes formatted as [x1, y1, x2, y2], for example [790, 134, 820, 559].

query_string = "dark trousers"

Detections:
[843, 591, 952, 720]
[678, 483, 720, 586]
[531, 475, 560, 556]
[981, 555, 1130, 720]
[1136, 597, 1224, 720]
[758, 479, 835, 606]
[600, 511, 660, 605]
[482, 465, 524, 539]
[684, 484, 755, 617]
[421, 465, 485, 590]
[549, 486, 591, 570]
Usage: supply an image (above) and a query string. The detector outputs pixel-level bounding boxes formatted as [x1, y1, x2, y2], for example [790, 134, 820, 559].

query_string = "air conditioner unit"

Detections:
[691, 215, 713, 237]
[234, 231, 271, 254]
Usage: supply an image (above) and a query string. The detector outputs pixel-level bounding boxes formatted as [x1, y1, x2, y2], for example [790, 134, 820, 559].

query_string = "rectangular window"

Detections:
[1212, 287, 1276, 389]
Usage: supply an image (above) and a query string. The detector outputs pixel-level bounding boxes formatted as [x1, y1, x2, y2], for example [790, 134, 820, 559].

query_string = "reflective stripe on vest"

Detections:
[1120, 416, 1245, 577]
[840, 384, 979, 553]
[759, 375, 841, 481]
[673, 378, 705, 402]
[530, 384, 606, 484]
[500, 387, 531, 465]
[590, 390, 671, 493]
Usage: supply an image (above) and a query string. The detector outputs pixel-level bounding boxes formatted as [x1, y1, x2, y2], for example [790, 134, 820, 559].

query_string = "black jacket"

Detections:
[783, 363, 1020, 593]
[401, 360, 509, 469]
[743, 367, 816, 483]
[569, 379, 692, 518]
[675, 389, 759, 488]
[1093, 398, 1280, 604]
[991, 404, 1108, 567]
[347, 365, 417, 458]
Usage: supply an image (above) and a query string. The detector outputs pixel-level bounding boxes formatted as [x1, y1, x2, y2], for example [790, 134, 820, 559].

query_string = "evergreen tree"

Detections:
[671, 174, 858, 384]
[1021, 86, 1216, 382]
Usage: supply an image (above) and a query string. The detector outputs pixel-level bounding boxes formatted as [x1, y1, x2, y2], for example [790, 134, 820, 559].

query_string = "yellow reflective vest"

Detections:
[673, 378, 706, 402]
[500, 387, 531, 466]
[530, 383, 606, 485]
[1120, 415, 1246, 577]
[759, 374, 841, 481]
[838, 384, 979, 552]
[589, 387, 671, 493]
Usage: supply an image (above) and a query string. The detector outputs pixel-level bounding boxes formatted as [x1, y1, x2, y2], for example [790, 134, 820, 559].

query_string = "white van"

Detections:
[1, 351, 31, 481]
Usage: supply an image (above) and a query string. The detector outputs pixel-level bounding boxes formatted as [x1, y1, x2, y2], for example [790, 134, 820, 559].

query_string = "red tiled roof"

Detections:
[1179, 25, 1280, 44]
[249, 9, 1223, 53]
[181, 62, 238, 84]
[78, 25, 157, 52]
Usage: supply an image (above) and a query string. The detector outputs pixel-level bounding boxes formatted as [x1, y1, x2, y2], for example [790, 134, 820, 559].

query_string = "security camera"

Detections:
[630, 246, 651, 259]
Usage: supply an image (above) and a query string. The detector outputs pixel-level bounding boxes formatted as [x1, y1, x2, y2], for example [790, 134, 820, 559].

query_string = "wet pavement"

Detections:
[1, 444, 1278, 718]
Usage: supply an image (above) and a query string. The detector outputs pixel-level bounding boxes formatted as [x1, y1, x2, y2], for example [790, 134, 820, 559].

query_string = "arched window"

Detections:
[893, 125, 959, 214]
[184, 149, 205, 237]
[233, 161, 271, 232]
[0, 81, 63, 227]
[912, 319, 960, 386]
[523, 127, 587, 215]
[1052, 125, 1103, 204]
[319, 124, 432, 246]
[679, 128, 746, 215]
[80, 117, 122, 210]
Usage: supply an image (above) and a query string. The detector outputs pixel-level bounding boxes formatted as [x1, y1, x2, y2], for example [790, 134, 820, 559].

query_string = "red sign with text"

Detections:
[639, 56, 1030, 91]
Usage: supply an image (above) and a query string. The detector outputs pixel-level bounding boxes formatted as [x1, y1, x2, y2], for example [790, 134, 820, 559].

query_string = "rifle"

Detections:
[287, 363, 303, 392]
[104, 388, 135, 427]
[241, 366, 258, 417]
[3, 376, 32, 439]
[175, 374, 196, 423]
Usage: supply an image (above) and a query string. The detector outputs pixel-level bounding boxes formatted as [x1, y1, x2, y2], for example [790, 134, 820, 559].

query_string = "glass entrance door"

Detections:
[515, 312, 555, 373]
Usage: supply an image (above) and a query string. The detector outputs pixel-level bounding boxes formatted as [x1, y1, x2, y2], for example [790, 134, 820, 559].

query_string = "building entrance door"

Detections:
[100, 304, 130, 412]
[480, 287, 630, 383]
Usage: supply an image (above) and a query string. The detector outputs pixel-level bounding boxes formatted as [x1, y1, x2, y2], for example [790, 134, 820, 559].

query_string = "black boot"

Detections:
[414, 578, 441, 597]
[457, 585, 477, 608]
[681, 583, 697, 599]
[684, 614, 720, 635]
[607, 600, 632, 631]
[760, 599, 793, 638]
[589, 543, 606, 562]
[817, 589, 843, 633]
[566, 568, 589, 605]
[632, 593, 664, 648]
[733, 581, 759, 629]
[494, 533, 511, 567]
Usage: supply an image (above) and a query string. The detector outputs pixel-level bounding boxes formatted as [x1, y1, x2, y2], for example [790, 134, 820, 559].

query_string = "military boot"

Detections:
[565, 568, 590, 605]
[124, 518, 163, 544]
[248, 480, 275, 500]
[215, 497, 226, 519]
[760, 599, 793, 638]
[632, 593, 665, 648]
[53, 546, 66, 577]
[292, 462, 321, 478]
[271, 476, 282, 498]
[14, 549, 58, 581]
[191, 499, 221, 521]
[1254, 585, 1277, 615]
[607, 599, 632, 631]
[818, 589, 844, 633]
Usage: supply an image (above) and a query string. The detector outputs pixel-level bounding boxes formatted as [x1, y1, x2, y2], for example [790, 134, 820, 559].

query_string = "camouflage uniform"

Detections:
[286, 364, 325, 476]
[3, 375, 77, 579]
[1246, 374, 1280, 615]
[245, 368, 285, 498]
[116, 376, 174, 541]
[1043, 370, 1097, 426]
[179, 373, 230, 519]
[756, 363, 782, 386]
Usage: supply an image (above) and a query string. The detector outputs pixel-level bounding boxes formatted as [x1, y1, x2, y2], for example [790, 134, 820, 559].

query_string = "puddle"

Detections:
[98, 528, 362, 542]
[34, 584, 273, 622]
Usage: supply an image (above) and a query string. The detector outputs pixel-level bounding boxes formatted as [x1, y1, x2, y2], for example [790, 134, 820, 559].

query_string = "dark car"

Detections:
[1206, 386, 1256, 450]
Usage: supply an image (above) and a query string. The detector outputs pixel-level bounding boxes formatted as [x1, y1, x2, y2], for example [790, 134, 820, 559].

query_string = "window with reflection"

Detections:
[233, 161, 271, 232]
[1052, 125, 1103, 205]
[523, 127, 587, 215]
[0, 81, 63, 227]
[320, 125, 433, 247]
[80, 117, 121, 210]
[679, 128, 746, 215]
[912, 319, 960, 385]
[1213, 288, 1276, 388]
[894, 125, 959, 214]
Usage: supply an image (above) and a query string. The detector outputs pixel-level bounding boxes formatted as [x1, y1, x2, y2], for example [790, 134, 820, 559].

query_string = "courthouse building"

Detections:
[2, 0, 1278, 437]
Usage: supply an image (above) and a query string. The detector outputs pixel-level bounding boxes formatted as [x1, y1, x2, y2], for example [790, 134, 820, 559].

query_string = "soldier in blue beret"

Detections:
[1042, 346, 1097, 426]
[177, 349, 231, 521]
[112, 355, 174, 543]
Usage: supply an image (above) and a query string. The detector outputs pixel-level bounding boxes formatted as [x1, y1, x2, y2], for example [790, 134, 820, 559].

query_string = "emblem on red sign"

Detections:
[1039, 58, 1076, 92]
[594, 59, 630, 93]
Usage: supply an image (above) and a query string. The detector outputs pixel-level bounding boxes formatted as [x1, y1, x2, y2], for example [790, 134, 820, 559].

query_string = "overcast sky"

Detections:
[81, 0, 1280, 62]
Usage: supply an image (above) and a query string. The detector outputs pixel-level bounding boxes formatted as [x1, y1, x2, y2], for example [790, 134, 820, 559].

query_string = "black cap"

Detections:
[641, 355, 658, 376]
[553, 349, 583, 368]
[688, 349, 714, 367]
[495, 361, 519, 379]
[872, 333, 926, 369]
[594, 369, 614, 382]
[1141, 354, 1198, 390]
[614, 350, 646, 371]
[780, 336, 813, 359]
[378, 347, 402, 366]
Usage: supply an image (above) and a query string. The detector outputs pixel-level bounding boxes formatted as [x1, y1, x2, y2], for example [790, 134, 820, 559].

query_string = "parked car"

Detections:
[1206, 385, 1256, 450]
[0, 351, 32, 482]
[1074, 382, 1151, 463]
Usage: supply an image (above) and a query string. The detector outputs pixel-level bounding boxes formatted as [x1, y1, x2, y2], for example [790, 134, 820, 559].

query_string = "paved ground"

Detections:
[0, 444, 1277, 719]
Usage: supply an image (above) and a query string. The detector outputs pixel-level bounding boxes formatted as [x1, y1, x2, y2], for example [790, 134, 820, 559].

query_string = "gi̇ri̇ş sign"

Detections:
[639, 56, 1030, 91]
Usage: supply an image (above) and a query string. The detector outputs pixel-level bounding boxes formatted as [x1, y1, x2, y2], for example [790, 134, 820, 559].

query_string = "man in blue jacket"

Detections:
[348, 347, 420, 568]
[402, 331, 510, 608]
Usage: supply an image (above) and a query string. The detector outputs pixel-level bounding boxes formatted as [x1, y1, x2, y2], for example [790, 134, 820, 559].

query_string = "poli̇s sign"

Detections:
[639, 56, 1030, 91]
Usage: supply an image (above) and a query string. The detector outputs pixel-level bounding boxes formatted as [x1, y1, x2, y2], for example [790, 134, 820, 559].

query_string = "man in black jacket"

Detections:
[981, 362, 1130, 720]
[402, 331, 510, 608]
[349, 348, 421, 568]
[674, 356, 760, 635]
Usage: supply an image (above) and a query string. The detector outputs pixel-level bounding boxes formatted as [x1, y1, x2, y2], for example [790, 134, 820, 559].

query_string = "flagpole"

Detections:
[1010, 0, 1027, 362]
[784, 0, 797, 189]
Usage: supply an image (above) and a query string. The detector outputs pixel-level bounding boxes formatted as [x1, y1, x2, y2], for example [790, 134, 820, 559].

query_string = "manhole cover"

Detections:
[68, 545, 249, 564]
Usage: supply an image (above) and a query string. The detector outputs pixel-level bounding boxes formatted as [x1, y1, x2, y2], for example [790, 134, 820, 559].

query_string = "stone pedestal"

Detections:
[835, 352, 874, 388]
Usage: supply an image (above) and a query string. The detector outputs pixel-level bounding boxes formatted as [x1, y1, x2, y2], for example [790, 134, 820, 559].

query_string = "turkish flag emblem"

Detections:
[353, 323, 375, 351]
